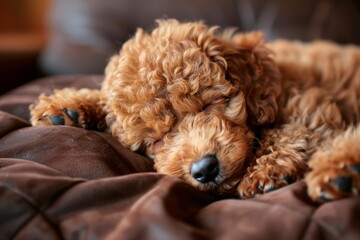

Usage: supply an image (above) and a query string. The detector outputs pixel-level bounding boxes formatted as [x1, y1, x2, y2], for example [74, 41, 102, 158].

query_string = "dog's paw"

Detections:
[237, 165, 299, 199]
[306, 161, 360, 203]
[33, 106, 85, 127]
[30, 88, 106, 130]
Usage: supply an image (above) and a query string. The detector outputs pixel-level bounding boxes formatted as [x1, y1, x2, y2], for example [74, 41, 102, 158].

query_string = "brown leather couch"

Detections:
[1, 75, 360, 239]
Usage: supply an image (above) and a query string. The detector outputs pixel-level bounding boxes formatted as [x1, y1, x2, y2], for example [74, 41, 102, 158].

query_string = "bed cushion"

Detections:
[1, 75, 360, 239]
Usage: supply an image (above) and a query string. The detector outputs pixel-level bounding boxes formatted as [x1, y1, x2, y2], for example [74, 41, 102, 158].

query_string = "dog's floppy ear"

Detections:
[223, 32, 281, 125]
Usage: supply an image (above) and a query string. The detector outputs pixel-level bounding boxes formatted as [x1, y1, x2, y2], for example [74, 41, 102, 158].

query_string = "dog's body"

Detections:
[30, 20, 360, 202]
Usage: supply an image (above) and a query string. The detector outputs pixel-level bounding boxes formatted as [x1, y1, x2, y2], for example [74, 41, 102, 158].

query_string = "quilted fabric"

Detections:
[1, 76, 360, 240]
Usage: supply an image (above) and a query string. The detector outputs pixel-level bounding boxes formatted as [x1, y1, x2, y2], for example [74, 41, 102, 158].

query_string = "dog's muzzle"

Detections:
[190, 155, 219, 183]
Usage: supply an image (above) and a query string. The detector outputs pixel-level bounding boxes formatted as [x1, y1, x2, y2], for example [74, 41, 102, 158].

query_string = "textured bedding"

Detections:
[1, 75, 360, 240]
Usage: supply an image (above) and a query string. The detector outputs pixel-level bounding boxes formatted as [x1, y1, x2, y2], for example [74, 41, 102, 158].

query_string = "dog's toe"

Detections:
[257, 183, 264, 191]
[333, 176, 353, 193]
[257, 182, 279, 193]
[48, 115, 65, 125]
[63, 108, 80, 123]
[282, 176, 294, 184]
[350, 164, 360, 174]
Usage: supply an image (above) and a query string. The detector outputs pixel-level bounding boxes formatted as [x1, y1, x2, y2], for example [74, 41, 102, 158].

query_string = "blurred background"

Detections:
[1, 0, 360, 94]
[0, 0, 50, 94]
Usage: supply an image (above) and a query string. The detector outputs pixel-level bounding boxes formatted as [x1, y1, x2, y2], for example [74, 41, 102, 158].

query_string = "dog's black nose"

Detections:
[191, 155, 219, 183]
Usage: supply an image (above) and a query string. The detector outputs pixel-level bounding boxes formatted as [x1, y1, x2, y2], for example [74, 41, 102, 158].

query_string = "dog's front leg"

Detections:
[30, 88, 107, 131]
[237, 126, 310, 199]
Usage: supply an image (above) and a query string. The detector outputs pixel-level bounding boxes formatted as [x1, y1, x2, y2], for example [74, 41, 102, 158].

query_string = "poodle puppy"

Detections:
[30, 19, 360, 202]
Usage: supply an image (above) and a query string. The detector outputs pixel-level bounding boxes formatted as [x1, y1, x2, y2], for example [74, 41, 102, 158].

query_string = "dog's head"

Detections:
[103, 19, 281, 194]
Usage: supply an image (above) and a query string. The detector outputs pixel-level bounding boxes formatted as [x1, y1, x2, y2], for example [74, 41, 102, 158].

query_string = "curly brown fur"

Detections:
[30, 19, 360, 203]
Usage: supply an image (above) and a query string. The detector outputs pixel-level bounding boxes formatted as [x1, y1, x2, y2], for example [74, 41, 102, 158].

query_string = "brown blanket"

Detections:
[1, 76, 359, 240]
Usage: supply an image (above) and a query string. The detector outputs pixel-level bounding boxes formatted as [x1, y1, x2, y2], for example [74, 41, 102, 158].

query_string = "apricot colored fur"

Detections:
[30, 19, 360, 202]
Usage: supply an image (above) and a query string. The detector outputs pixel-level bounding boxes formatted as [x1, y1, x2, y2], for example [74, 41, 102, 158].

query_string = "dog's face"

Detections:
[103, 20, 280, 194]
[155, 112, 254, 193]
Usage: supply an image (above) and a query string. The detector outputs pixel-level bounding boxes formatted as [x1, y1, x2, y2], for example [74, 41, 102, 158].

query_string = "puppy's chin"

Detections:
[182, 173, 242, 195]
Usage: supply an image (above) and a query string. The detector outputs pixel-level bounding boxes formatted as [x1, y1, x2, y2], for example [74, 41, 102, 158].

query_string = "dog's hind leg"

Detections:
[30, 88, 107, 131]
[306, 126, 360, 202]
